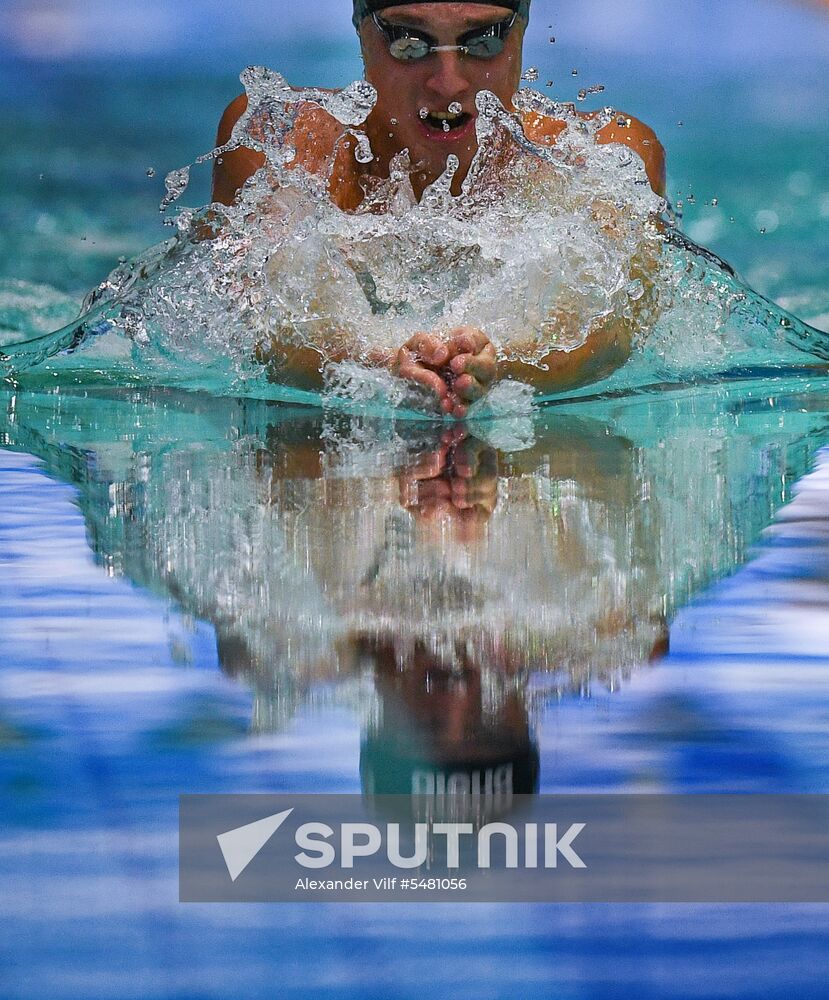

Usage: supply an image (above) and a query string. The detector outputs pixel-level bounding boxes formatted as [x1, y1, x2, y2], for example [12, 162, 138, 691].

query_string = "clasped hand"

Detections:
[392, 326, 497, 419]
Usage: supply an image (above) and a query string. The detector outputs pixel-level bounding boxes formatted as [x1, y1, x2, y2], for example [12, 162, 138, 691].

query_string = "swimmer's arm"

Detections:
[211, 92, 350, 207]
[495, 249, 661, 394]
[254, 336, 350, 391]
[523, 110, 666, 197]
[212, 94, 267, 206]
[497, 113, 665, 393]
[595, 114, 666, 199]
[496, 314, 633, 394]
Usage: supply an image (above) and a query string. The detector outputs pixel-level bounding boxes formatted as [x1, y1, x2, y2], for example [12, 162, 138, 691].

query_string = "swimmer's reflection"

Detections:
[224, 426, 542, 818]
[3, 389, 823, 813]
[216, 422, 668, 818]
[358, 633, 539, 823]
[397, 427, 498, 537]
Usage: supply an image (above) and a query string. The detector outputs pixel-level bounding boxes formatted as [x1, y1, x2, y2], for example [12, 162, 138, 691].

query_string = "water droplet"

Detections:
[549, 36, 556, 43]
[625, 278, 645, 301]
[616, 115, 628, 127]
[159, 165, 191, 213]
[577, 89, 587, 101]
[711, 197, 719, 207]
[760, 227, 767, 235]
[546, 80, 554, 88]
[677, 121, 684, 127]
[390, 117, 398, 125]
[571, 68, 578, 76]
[419, 107, 429, 119]
[442, 120, 451, 132]
[351, 131, 375, 163]
[448, 101, 463, 114]
[522, 67, 539, 82]
[146, 167, 156, 178]
[576, 84, 607, 103]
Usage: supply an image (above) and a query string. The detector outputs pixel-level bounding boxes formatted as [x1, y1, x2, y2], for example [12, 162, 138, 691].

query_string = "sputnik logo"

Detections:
[216, 809, 294, 882]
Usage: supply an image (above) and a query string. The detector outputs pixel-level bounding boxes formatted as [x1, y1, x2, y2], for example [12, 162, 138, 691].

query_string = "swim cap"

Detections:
[353, 0, 532, 32]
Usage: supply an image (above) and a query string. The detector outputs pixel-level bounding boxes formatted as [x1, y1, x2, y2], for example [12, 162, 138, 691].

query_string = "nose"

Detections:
[425, 51, 470, 103]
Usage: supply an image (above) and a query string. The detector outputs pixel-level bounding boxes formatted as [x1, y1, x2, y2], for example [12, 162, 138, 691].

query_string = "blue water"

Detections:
[2, 384, 829, 999]
[2, 2, 829, 997]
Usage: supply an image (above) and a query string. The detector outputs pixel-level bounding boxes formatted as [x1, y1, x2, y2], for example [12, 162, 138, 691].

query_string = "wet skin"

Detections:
[213, 3, 666, 416]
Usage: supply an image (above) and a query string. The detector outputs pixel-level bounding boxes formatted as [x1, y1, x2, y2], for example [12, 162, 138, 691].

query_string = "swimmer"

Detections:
[213, 1, 666, 416]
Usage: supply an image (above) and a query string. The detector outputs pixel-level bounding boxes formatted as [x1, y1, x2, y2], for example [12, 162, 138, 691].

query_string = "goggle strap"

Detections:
[354, 0, 531, 32]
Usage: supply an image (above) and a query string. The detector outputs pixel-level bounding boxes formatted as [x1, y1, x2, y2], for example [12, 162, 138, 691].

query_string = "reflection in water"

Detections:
[358, 633, 540, 826]
[2, 386, 828, 814]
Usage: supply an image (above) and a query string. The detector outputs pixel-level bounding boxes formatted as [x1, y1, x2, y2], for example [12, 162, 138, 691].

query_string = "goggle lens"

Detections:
[377, 15, 514, 62]
[389, 36, 432, 60]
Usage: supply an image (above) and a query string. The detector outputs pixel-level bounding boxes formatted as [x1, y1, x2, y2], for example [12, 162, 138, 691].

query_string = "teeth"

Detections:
[426, 110, 465, 125]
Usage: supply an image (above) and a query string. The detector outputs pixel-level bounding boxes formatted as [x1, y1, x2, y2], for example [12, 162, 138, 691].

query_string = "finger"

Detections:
[406, 333, 449, 368]
[452, 455, 479, 479]
[476, 446, 499, 477]
[441, 426, 469, 448]
[449, 345, 497, 385]
[451, 480, 497, 506]
[449, 352, 473, 376]
[415, 479, 453, 502]
[396, 349, 449, 399]
[451, 441, 481, 478]
[406, 449, 448, 481]
[441, 387, 469, 419]
[448, 326, 488, 356]
[453, 373, 487, 404]
[450, 346, 497, 384]
[467, 343, 497, 383]
[415, 497, 455, 522]
[453, 486, 498, 513]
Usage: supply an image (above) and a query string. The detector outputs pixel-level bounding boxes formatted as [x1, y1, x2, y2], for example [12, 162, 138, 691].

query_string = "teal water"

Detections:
[2, 16, 829, 1000]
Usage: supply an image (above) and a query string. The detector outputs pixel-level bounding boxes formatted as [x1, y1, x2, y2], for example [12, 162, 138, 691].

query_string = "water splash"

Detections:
[159, 166, 191, 213]
[2, 67, 827, 414]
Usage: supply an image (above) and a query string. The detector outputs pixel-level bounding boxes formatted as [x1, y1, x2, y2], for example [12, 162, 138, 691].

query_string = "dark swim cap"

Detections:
[353, 0, 532, 32]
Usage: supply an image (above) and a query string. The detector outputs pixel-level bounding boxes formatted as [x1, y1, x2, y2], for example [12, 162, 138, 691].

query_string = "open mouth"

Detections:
[420, 110, 474, 137]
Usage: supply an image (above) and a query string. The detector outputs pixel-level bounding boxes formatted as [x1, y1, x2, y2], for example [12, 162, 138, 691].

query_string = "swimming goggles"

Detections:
[353, 1, 532, 33]
[372, 11, 519, 61]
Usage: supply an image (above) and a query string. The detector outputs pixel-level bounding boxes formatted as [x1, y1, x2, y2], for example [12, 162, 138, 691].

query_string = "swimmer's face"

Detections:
[360, 3, 525, 193]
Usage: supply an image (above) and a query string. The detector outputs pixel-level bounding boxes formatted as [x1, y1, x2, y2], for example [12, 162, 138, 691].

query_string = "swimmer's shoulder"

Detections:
[212, 89, 348, 205]
[520, 107, 666, 198]
[593, 112, 666, 197]
[213, 93, 266, 205]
